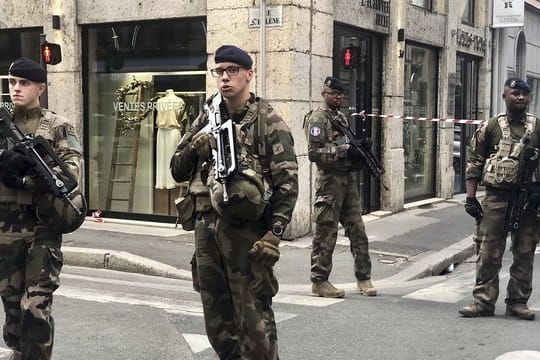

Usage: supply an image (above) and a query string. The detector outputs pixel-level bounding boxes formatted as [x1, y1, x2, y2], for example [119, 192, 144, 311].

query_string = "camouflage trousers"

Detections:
[0, 226, 62, 360]
[311, 173, 371, 283]
[474, 190, 539, 309]
[194, 211, 279, 360]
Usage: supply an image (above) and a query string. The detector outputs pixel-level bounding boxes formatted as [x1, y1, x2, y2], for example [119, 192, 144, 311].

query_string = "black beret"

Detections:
[214, 45, 253, 68]
[9, 57, 46, 83]
[504, 77, 531, 93]
[324, 76, 346, 92]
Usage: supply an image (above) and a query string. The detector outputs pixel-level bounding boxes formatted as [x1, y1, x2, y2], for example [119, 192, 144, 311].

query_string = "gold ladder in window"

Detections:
[105, 80, 152, 212]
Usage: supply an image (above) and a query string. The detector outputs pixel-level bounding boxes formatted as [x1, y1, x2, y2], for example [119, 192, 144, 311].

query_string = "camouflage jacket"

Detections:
[304, 106, 358, 174]
[0, 106, 83, 231]
[171, 94, 298, 224]
[466, 112, 540, 181]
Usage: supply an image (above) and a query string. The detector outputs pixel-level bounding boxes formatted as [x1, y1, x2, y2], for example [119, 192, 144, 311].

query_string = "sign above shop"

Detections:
[492, 0, 524, 28]
[249, 5, 283, 28]
[451, 29, 487, 53]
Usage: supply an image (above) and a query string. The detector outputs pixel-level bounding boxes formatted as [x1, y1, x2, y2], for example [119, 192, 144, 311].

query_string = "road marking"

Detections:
[183, 333, 211, 354]
[403, 270, 509, 304]
[495, 351, 540, 360]
[57, 286, 204, 316]
[274, 294, 344, 307]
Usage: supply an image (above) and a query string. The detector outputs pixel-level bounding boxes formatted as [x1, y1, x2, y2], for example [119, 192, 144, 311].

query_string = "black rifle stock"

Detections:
[0, 106, 81, 214]
[504, 139, 540, 232]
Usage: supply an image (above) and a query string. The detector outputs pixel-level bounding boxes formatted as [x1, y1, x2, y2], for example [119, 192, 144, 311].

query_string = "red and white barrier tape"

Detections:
[351, 113, 484, 125]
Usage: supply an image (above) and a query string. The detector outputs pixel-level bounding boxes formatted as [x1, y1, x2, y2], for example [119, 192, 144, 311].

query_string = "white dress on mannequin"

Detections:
[155, 89, 185, 189]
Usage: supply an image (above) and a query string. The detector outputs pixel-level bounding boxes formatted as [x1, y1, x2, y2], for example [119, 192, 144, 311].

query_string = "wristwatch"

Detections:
[271, 221, 285, 237]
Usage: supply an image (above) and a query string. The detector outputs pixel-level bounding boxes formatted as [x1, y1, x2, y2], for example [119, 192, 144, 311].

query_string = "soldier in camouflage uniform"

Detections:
[0, 58, 84, 359]
[170, 45, 298, 359]
[304, 76, 377, 298]
[460, 77, 539, 320]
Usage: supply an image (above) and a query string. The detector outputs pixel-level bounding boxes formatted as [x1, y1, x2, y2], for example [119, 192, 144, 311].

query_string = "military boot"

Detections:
[506, 303, 535, 320]
[459, 302, 494, 317]
[357, 280, 377, 296]
[311, 280, 345, 298]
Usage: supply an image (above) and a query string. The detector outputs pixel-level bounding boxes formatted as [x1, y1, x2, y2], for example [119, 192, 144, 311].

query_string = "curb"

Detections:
[63, 246, 192, 281]
[378, 236, 476, 284]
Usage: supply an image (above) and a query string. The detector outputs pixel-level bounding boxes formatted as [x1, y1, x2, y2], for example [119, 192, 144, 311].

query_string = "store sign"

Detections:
[451, 29, 487, 53]
[249, 6, 283, 28]
[360, 0, 390, 27]
[492, 0, 524, 28]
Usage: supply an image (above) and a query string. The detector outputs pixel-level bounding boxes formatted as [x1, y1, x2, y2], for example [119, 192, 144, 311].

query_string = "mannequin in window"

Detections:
[155, 89, 186, 189]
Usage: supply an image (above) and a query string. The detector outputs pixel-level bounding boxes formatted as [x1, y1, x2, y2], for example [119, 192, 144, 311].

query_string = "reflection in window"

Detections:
[528, 77, 540, 117]
[403, 44, 438, 200]
[411, 0, 432, 10]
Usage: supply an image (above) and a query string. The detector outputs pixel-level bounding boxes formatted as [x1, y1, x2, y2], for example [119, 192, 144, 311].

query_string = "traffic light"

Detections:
[342, 47, 356, 70]
[41, 41, 62, 65]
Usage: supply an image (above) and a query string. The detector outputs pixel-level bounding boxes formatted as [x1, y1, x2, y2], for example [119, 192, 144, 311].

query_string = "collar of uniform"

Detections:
[225, 93, 257, 124]
[13, 106, 42, 123]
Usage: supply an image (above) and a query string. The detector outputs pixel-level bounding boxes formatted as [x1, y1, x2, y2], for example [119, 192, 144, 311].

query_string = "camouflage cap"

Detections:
[504, 77, 532, 93]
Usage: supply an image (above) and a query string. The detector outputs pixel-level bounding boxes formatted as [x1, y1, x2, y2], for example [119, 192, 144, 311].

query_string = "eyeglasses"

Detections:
[210, 66, 248, 77]
[325, 91, 344, 97]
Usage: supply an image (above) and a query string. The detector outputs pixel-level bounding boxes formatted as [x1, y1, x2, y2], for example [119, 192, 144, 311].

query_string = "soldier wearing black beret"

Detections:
[303, 76, 378, 299]
[460, 76, 539, 320]
[171, 44, 298, 359]
[0, 57, 85, 359]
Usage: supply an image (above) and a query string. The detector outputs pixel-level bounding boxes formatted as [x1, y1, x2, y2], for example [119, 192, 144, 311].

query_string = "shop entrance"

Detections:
[333, 24, 383, 213]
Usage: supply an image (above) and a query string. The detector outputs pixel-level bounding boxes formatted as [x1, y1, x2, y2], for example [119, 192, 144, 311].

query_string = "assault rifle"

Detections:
[0, 106, 82, 214]
[203, 95, 238, 203]
[504, 135, 540, 232]
[332, 112, 388, 190]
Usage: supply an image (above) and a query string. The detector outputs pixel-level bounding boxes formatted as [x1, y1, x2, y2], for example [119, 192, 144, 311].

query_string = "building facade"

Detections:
[0, 0, 493, 238]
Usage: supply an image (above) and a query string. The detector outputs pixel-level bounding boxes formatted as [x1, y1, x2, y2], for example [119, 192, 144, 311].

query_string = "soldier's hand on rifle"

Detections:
[0, 146, 35, 190]
[191, 132, 216, 160]
[249, 231, 280, 267]
[464, 196, 483, 219]
[347, 143, 363, 160]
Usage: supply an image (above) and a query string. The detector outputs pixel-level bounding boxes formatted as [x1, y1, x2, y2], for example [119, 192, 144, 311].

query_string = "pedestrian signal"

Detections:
[41, 42, 62, 65]
[342, 47, 356, 70]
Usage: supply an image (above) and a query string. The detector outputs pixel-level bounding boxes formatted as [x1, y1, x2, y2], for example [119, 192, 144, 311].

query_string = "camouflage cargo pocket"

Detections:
[175, 195, 195, 231]
[250, 262, 278, 298]
[312, 200, 336, 225]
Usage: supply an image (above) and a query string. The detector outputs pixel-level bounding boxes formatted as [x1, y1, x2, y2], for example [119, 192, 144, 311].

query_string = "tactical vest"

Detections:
[482, 113, 536, 188]
[0, 109, 57, 206]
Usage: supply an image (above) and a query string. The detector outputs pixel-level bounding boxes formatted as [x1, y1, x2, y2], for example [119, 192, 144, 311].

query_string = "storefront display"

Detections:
[84, 19, 207, 219]
[403, 43, 438, 201]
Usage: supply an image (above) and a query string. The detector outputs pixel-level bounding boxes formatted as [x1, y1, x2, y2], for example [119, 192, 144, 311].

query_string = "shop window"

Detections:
[411, 0, 432, 10]
[403, 43, 438, 201]
[0, 28, 43, 108]
[461, 0, 475, 25]
[84, 18, 207, 219]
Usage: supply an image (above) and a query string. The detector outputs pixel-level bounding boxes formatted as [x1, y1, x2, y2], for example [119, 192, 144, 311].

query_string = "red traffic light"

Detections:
[342, 47, 356, 70]
[41, 42, 62, 65]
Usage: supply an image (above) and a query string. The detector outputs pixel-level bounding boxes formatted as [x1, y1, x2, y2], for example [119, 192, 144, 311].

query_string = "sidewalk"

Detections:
[62, 193, 478, 285]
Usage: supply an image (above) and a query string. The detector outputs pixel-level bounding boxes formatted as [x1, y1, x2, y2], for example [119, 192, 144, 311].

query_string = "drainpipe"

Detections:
[260, 0, 266, 97]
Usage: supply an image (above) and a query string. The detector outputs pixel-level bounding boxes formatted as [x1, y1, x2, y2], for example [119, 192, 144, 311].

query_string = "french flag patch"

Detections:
[310, 126, 321, 137]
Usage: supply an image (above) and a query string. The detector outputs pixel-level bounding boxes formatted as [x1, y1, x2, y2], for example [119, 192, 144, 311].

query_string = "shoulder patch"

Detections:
[310, 126, 321, 137]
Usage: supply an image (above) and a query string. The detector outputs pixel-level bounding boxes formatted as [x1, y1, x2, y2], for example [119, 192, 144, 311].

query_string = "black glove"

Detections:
[464, 197, 483, 219]
[354, 137, 372, 149]
[0, 146, 35, 190]
[347, 144, 363, 160]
